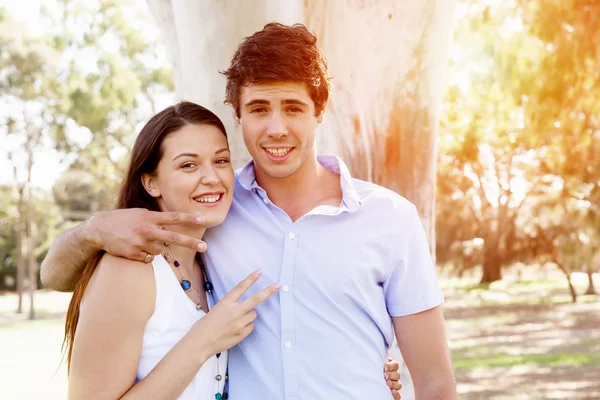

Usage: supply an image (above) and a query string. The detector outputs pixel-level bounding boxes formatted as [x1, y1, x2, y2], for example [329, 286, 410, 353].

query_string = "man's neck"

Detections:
[255, 155, 342, 221]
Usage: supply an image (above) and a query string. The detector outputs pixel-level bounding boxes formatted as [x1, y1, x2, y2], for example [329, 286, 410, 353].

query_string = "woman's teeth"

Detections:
[194, 194, 221, 203]
[265, 148, 291, 156]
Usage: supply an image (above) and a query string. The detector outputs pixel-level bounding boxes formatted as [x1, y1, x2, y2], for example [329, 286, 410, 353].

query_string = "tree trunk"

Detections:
[146, 0, 304, 168]
[146, 1, 456, 250]
[16, 189, 25, 314]
[551, 251, 577, 303]
[146, 2, 456, 399]
[27, 193, 37, 320]
[585, 269, 596, 295]
[480, 237, 503, 284]
[480, 257, 503, 284]
[586, 249, 600, 295]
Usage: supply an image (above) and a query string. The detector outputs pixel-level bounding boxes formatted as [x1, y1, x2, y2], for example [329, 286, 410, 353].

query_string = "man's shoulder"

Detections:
[351, 178, 416, 214]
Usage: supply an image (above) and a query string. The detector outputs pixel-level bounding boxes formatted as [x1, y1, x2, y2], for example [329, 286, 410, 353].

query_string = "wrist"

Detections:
[188, 322, 217, 365]
[82, 214, 104, 252]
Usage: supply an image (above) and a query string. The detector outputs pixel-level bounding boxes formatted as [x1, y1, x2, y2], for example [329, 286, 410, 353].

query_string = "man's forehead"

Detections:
[241, 81, 311, 102]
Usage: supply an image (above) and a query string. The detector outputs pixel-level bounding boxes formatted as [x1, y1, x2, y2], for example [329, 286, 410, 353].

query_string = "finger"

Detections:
[239, 282, 282, 311]
[239, 322, 254, 339]
[238, 310, 258, 328]
[389, 381, 402, 390]
[142, 241, 163, 256]
[386, 370, 400, 382]
[392, 388, 401, 400]
[130, 249, 153, 263]
[224, 269, 264, 302]
[151, 228, 207, 252]
[385, 360, 400, 372]
[152, 211, 207, 227]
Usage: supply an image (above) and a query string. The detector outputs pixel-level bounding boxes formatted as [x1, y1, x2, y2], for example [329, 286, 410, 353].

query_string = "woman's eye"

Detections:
[215, 158, 231, 165]
[181, 162, 196, 169]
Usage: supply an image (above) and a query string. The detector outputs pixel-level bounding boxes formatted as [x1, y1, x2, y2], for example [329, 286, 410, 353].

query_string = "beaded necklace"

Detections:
[161, 245, 229, 399]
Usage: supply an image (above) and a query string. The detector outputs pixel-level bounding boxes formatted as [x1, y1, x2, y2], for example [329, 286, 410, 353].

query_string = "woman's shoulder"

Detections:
[83, 253, 156, 317]
[96, 253, 154, 279]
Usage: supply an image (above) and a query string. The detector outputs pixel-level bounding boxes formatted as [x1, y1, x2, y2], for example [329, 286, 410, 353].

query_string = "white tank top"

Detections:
[136, 254, 228, 399]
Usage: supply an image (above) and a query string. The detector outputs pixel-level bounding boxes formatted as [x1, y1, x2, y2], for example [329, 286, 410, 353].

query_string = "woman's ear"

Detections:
[141, 173, 161, 198]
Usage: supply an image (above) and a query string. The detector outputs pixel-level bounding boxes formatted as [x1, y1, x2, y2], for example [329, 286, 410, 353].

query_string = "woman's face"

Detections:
[143, 123, 234, 228]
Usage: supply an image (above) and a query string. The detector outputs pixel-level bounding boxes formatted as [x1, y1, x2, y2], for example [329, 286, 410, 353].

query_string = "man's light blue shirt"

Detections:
[202, 154, 443, 399]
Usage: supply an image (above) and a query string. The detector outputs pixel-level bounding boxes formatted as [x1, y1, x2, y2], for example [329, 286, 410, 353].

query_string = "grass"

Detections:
[453, 351, 600, 370]
[1, 269, 599, 400]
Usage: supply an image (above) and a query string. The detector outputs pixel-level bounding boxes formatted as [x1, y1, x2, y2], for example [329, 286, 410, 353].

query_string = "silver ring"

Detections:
[144, 253, 153, 263]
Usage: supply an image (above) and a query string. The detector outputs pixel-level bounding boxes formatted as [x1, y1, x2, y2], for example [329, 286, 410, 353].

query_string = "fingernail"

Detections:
[198, 242, 206, 251]
[274, 282, 282, 290]
[388, 380, 392, 386]
[384, 366, 388, 372]
[255, 269, 263, 276]
[195, 216, 203, 224]
[385, 374, 388, 380]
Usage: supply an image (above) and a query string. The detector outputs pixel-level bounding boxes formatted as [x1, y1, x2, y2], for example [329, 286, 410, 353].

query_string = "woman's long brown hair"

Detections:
[62, 102, 227, 373]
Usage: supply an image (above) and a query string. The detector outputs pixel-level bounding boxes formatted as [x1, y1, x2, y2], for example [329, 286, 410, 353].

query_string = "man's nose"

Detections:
[266, 112, 288, 139]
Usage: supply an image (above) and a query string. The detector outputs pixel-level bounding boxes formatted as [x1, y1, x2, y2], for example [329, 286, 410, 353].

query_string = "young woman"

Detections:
[64, 102, 402, 399]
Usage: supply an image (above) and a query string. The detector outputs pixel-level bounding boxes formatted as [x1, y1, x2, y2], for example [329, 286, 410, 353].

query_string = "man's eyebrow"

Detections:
[282, 99, 309, 107]
[172, 152, 198, 161]
[244, 99, 270, 107]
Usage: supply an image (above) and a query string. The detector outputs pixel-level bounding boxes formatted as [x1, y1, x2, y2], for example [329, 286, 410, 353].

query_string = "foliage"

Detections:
[437, 0, 600, 285]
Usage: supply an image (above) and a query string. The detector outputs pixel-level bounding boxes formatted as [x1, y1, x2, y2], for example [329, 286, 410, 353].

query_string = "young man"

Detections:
[42, 23, 455, 399]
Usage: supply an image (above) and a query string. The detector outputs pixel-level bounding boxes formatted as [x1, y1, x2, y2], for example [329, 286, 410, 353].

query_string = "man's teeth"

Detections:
[265, 148, 291, 157]
[194, 194, 221, 203]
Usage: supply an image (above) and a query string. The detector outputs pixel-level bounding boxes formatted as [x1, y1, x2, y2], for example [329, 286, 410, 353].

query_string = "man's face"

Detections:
[238, 81, 323, 180]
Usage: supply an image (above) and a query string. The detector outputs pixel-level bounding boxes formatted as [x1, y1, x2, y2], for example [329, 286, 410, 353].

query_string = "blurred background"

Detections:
[0, 0, 598, 399]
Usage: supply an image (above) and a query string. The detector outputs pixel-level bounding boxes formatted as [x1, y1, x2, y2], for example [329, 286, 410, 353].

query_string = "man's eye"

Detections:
[251, 108, 267, 114]
[287, 107, 302, 113]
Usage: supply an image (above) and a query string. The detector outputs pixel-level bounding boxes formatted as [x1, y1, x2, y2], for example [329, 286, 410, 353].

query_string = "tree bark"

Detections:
[480, 255, 503, 284]
[16, 188, 25, 313]
[145, 1, 456, 252]
[585, 249, 599, 295]
[145, 3, 456, 399]
[27, 191, 37, 320]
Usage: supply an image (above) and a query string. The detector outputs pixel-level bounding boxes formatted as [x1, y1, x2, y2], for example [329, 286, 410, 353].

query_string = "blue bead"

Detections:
[181, 280, 191, 291]
[215, 394, 222, 400]
[174, 260, 180, 267]
[223, 393, 229, 399]
[204, 281, 214, 291]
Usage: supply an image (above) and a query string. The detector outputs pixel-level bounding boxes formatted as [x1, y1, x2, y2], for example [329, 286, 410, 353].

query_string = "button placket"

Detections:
[280, 229, 299, 397]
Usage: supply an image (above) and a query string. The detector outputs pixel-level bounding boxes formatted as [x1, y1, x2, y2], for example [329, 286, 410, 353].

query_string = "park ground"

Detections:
[0, 267, 598, 399]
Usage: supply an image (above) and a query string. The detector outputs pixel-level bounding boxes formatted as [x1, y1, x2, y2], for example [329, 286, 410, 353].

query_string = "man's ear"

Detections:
[316, 102, 328, 123]
[141, 174, 161, 198]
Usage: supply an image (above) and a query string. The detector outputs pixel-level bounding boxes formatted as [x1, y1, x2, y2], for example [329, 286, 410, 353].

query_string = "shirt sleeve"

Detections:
[383, 203, 444, 317]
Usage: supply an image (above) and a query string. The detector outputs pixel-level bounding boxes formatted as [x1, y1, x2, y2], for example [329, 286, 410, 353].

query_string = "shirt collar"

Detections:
[237, 154, 361, 212]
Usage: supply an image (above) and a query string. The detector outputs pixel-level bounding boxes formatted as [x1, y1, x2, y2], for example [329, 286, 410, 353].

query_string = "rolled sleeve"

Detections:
[383, 204, 444, 317]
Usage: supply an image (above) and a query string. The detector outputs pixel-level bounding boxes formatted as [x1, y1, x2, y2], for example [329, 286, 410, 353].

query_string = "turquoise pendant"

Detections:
[181, 279, 192, 291]
[215, 394, 222, 400]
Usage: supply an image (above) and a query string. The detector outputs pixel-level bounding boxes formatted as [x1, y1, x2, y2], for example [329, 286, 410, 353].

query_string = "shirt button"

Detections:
[285, 341, 293, 349]
[282, 284, 289, 293]
[288, 232, 296, 240]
